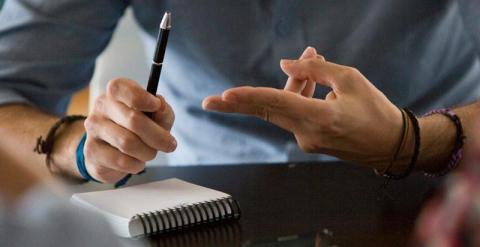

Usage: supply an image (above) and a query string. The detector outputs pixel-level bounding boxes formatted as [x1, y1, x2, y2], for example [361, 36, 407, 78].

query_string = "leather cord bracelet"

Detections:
[34, 115, 87, 172]
[422, 108, 465, 177]
[383, 109, 420, 180]
[375, 108, 407, 177]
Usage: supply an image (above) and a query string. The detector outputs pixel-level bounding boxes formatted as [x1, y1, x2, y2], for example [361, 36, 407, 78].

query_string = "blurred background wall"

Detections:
[68, 8, 148, 115]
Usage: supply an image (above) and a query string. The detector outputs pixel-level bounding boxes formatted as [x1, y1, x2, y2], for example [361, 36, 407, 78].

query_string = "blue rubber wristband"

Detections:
[76, 133, 100, 182]
[76, 133, 132, 187]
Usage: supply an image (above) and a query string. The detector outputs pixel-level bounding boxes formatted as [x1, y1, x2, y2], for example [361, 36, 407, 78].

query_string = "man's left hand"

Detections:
[202, 47, 403, 170]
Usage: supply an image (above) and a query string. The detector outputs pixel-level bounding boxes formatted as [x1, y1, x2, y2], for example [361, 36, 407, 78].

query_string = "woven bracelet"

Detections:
[422, 108, 465, 177]
[34, 115, 87, 172]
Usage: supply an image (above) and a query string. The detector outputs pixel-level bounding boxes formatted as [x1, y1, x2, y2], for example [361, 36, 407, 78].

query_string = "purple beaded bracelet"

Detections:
[422, 108, 465, 177]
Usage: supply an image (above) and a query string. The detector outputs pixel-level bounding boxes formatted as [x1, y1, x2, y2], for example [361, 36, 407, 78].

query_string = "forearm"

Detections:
[0, 104, 85, 179]
[0, 147, 42, 205]
[414, 102, 479, 173]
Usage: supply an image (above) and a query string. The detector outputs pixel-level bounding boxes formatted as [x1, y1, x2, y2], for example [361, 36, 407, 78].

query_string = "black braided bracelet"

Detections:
[34, 115, 86, 172]
[383, 109, 420, 180]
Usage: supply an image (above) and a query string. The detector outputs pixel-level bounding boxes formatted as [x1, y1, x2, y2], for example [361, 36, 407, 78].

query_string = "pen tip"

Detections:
[160, 12, 172, 30]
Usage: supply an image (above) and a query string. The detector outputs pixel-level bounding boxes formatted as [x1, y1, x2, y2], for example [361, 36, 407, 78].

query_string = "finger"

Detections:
[299, 55, 326, 97]
[153, 95, 175, 131]
[83, 138, 133, 184]
[223, 86, 325, 112]
[106, 78, 164, 112]
[89, 165, 127, 184]
[281, 56, 354, 93]
[84, 137, 145, 174]
[202, 95, 238, 112]
[96, 96, 177, 153]
[325, 90, 337, 101]
[221, 86, 327, 131]
[84, 115, 157, 162]
[301, 80, 316, 98]
[284, 47, 317, 94]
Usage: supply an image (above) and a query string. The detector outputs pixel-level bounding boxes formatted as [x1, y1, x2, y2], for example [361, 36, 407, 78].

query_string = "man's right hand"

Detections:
[83, 78, 176, 184]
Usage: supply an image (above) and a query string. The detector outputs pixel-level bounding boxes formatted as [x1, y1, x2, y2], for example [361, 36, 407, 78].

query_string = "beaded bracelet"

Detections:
[422, 108, 465, 177]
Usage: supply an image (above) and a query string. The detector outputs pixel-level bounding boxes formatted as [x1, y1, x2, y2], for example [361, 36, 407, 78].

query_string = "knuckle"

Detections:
[117, 134, 136, 153]
[115, 156, 131, 170]
[84, 115, 99, 133]
[125, 111, 142, 131]
[106, 78, 126, 96]
[342, 67, 359, 80]
[347, 67, 360, 76]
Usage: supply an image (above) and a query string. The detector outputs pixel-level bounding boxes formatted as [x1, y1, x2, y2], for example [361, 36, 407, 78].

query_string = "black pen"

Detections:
[115, 12, 172, 188]
[145, 11, 172, 118]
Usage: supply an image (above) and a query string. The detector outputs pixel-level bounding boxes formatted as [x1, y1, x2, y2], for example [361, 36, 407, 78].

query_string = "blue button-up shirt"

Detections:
[0, 0, 479, 165]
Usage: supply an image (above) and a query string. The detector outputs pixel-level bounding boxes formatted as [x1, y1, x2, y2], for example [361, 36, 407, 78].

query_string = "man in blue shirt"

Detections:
[0, 1, 479, 184]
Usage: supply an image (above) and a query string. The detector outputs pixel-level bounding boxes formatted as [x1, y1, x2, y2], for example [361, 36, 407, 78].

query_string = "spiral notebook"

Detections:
[71, 178, 241, 238]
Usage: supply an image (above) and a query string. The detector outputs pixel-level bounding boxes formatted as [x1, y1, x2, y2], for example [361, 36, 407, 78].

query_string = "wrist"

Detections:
[415, 114, 457, 173]
[50, 120, 85, 178]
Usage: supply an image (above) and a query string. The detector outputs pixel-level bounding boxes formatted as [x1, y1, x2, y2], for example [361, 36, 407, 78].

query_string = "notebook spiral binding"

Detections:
[150, 221, 241, 247]
[133, 196, 241, 236]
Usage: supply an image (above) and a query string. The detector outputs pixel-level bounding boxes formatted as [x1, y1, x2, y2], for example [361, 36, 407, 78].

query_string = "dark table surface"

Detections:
[80, 162, 436, 247]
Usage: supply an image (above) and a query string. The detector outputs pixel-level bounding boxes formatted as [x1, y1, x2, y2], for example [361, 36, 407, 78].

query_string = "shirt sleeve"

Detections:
[456, 0, 480, 55]
[0, 0, 129, 114]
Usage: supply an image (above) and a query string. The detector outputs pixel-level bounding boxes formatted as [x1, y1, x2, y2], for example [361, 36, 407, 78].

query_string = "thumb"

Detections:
[153, 95, 175, 131]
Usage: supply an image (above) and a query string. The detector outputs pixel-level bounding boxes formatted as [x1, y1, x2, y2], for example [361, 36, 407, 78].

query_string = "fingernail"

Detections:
[154, 96, 165, 112]
[169, 139, 177, 152]
[158, 100, 165, 112]
[202, 100, 212, 110]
